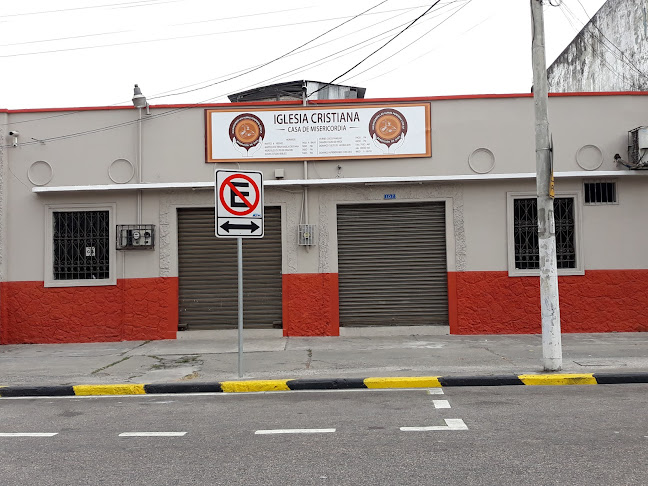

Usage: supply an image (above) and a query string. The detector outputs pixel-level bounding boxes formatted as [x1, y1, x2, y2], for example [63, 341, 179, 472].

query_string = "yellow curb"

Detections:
[73, 384, 147, 396]
[518, 374, 597, 386]
[364, 376, 442, 389]
[220, 380, 291, 393]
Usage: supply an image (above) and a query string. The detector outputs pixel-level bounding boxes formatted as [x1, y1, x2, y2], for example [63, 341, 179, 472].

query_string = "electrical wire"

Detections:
[2, 1, 420, 126]
[11, 25, 417, 144]
[558, 3, 625, 82]
[2, 0, 394, 146]
[161, 3, 460, 101]
[2, 0, 470, 146]
[0, 3, 391, 59]
[340, 0, 472, 85]
[147, 0, 402, 100]
[2, 1, 461, 125]
[148, 3, 455, 100]
[568, 0, 648, 82]
[131, 0, 391, 101]
[308, 0, 442, 98]
[0, 5, 310, 48]
[221, 8, 451, 99]
[558, 3, 643, 89]
[0, 0, 182, 19]
[0, 30, 131, 48]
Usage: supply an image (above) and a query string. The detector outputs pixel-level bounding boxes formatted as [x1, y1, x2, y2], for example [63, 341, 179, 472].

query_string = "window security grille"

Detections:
[53, 211, 109, 280]
[584, 182, 617, 204]
[513, 198, 576, 270]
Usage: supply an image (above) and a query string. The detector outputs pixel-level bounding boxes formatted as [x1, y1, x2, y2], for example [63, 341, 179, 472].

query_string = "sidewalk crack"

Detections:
[483, 346, 515, 365]
[91, 356, 131, 375]
[120, 340, 151, 356]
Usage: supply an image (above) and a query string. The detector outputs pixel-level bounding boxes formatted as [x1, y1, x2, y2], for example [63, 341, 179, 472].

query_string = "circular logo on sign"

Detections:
[368, 109, 408, 147]
[229, 113, 265, 152]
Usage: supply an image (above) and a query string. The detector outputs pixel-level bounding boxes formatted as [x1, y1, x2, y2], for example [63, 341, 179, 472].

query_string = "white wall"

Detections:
[548, 0, 648, 92]
[4, 94, 648, 282]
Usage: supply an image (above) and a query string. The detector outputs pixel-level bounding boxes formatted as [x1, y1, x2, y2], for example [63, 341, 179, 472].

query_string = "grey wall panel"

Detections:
[337, 202, 448, 326]
[178, 207, 282, 329]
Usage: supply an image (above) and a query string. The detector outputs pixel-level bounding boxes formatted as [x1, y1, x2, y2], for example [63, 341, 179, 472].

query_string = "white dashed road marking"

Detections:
[255, 428, 336, 435]
[0, 433, 58, 437]
[433, 399, 451, 409]
[401, 419, 468, 431]
[119, 432, 187, 437]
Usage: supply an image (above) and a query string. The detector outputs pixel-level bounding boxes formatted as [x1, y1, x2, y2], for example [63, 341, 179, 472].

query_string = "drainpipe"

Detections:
[302, 81, 309, 228]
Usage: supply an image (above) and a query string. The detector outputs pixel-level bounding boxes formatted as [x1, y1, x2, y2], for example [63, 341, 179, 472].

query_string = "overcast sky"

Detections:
[0, 0, 608, 110]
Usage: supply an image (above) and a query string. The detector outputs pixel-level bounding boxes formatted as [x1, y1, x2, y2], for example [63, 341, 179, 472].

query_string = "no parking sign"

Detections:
[215, 170, 264, 238]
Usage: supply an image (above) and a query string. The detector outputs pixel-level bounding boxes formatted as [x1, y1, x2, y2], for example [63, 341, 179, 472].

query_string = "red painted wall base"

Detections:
[282, 273, 339, 336]
[0, 278, 178, 345]
[450, 270, 648, 334]
[2, 270, 645, 344]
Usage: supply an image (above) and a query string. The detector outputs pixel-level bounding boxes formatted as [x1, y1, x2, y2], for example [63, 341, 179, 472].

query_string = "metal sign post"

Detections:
[215, 170, 264, 378]
[237, 237, 243, 377]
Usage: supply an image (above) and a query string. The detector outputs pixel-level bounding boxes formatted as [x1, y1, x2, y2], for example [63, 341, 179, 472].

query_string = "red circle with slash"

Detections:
[219, 174, 260, 216]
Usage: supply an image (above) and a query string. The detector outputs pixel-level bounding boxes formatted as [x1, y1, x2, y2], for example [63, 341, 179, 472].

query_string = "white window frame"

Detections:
[44, 203, 117, 287]
[506, 192, 584, 277]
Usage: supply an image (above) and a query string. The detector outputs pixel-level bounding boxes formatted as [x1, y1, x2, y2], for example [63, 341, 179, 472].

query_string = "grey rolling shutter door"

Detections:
[337, 202, 448, 326]
[178, 207, 282, 329]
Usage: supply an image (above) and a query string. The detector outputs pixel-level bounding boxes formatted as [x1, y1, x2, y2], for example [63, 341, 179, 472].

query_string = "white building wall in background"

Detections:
[548, 0, 648, 92]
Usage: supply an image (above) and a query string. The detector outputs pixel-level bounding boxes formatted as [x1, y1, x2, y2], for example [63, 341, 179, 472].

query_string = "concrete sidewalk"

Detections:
[1, 327, 647, 387]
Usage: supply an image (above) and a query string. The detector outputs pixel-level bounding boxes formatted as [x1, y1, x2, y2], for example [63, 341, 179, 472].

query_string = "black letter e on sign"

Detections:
[230, 181, 250, 208]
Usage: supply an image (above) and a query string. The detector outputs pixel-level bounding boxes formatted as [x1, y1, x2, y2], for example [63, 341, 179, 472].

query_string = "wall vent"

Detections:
[584, 181, 617, 205]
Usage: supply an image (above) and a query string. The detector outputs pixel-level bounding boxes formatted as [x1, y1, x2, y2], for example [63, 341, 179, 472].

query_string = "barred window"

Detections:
[53, 211, 110, 280]
[584, 181, 617, 204]
[513, 197, 576, 270]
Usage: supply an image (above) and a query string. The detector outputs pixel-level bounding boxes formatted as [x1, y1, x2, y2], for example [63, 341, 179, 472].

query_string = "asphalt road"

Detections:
[1, 385, 647, 485]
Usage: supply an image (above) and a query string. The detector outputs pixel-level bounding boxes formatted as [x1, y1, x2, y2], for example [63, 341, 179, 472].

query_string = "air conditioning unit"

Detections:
[628, 127, 648, 167]
[117, 224, 155, 250]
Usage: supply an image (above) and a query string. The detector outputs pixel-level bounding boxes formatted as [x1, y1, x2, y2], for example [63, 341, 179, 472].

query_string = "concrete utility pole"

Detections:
[530, 0, 562, 371]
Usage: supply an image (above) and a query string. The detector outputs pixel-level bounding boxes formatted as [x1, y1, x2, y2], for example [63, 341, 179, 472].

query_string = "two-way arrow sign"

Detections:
[215, 170, 264, 238]
[220, 220, 260, 233]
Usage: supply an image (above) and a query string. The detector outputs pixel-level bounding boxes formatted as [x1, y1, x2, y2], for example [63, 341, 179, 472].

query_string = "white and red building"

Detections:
[1, 84, 647, 344]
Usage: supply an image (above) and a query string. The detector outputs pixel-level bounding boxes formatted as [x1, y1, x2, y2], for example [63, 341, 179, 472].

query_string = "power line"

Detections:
[154, 3, 460, 101]
[1, 6, 311, 48]
[2, 1, 417, 126]
[0, 30, 130, 48]
[221, 6, 455, 99]
[0, 0, 181, 19]
[558, 3, 647, 89]
[340, 0, 472, 85]
[2, 1, 469, 143]
[308, 0, 442, 98]
[1, 2, 458, 113]
[2, 0, 393, 146]
[145, 0, 390, 100]
[0, 3, 405, 59]
[561, 2, 648, 83]
[148, 4, 439, 100]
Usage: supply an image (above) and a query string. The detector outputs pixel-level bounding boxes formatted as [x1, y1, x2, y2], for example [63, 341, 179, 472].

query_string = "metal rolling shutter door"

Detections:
[337, 202, 448, 326]
[178, 207, 282, 329]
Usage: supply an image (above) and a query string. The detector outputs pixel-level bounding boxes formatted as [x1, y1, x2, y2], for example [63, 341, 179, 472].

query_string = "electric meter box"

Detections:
[117, 224, 155, 250]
